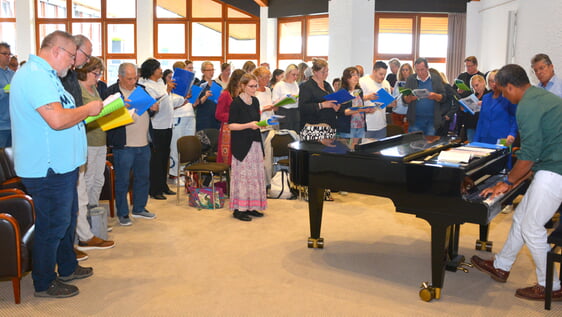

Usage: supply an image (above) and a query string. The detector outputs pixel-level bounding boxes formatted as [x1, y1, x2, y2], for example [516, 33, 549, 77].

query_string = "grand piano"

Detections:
[289, 132, 529, 301]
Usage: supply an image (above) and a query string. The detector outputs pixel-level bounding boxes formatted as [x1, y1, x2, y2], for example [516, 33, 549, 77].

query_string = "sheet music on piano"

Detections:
[437, 145, 497, 164]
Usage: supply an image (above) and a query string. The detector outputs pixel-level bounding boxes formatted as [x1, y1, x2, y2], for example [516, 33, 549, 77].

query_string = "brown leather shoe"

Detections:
[515, 284, 562, 301]
[74, 247, 88, 262]
[470, 255, 509, 282]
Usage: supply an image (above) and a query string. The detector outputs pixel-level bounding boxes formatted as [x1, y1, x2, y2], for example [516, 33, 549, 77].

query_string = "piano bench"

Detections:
[545, 228, 562, 310]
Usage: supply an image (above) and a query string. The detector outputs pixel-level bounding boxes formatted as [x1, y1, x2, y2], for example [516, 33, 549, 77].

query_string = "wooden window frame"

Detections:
[277, 14, 328, 66]
[374, 12, 447, 65]
[153, 0, 259, 65]
[34, 0, 137, 78]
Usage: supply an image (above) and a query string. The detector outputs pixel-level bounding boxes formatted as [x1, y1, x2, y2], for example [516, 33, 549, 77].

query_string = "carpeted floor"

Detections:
[0, 191, 560, 316]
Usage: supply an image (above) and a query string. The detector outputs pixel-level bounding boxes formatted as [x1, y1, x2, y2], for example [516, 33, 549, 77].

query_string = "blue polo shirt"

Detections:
[9, 54, 87, 177]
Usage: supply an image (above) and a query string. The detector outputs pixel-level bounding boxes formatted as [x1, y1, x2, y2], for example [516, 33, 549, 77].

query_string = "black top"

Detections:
[386, 73, 398, 88]
[298, 79, 336, 130]
[60, 70, 83, 107]
[454, 71, 485, 98]
[228, 96, 263, 161]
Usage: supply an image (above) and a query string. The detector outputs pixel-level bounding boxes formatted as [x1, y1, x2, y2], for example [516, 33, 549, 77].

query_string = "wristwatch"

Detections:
[503, 175, 514, 186]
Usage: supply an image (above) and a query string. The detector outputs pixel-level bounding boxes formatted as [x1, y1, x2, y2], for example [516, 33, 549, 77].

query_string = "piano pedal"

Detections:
[475, 240, 493, 252]
[419, 282, 441, 302]
[457, 262, 473, 273]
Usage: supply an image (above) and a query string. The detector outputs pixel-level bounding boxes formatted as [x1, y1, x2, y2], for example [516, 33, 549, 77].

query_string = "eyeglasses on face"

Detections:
[79, 48, 92, 60]
[247, 85, 258, 88]
[0, 52, 12, 57]
[91, 71, 102, 78]
[204, 69, 215, 72]
[58, 46, 76, 60]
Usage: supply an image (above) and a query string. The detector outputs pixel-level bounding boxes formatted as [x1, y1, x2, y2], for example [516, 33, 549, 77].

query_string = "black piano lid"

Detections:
[351, 132, 459, 161]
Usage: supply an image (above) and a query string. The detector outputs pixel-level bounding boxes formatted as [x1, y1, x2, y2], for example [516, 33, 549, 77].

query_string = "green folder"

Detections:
[84, 93, 125, 124]
[455, 79, 471, 92]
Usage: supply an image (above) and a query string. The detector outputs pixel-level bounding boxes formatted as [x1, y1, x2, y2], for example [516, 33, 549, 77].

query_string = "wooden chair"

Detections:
[545, 226, 562, 310]
[0, 193, 35, 304]
[176, 136, 229, 208]
[270, 133, 294, 199]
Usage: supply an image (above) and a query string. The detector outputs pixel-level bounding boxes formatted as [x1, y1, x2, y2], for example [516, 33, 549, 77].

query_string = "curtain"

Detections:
[446, 13, 466, 83]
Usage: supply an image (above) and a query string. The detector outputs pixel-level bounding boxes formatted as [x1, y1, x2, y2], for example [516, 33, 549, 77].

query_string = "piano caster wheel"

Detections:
[475, 240, 493, 252]
[419, 282, 441, 302]
[307, 237, 324, 249]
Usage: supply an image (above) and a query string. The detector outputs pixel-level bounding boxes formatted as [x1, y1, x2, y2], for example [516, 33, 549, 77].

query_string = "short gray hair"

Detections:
[118, 62, 137, 77]
[388, 58, 401, 68]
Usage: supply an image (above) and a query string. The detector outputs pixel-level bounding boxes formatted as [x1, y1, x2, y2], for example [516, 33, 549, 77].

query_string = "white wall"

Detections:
[468, 0, 562, 84]
[515, 0, 562, 84]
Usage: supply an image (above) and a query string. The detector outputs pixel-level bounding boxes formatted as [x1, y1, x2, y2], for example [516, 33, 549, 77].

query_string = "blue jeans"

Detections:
[113, 145, 150, 217]
[409, 117, 436, 136]
[21, 168, 79, 292]
[0, 129, 12, 147]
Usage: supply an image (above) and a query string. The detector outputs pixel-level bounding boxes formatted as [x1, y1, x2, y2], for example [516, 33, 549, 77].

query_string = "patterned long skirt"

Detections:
[229, 141, 267, 211]
[217, 122, 232, 165]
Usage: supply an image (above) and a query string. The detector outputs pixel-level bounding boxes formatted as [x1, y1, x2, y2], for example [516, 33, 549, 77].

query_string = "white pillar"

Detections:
[14, 0, 35, 60]
[136, 0, 154, 63]
[328, 0, 375, 82]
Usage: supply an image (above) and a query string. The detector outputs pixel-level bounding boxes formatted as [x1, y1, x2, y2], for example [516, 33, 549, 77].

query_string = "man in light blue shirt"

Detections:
[531, 53, 562, 98]
[0, 42, 15, 147]
[9, 30, 102, 299]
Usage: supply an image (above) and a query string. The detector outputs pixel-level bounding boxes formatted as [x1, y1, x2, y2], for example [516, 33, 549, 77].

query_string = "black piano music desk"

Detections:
[289, 132, 528, 301]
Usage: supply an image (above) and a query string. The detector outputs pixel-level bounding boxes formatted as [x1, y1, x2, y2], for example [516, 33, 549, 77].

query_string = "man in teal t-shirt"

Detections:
[470, 64, 562, 301]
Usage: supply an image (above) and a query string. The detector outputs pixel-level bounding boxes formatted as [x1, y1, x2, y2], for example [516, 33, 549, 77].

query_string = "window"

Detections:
[35, 0, 137, 85]
[154, 0, 259, 69]
[277, 15, 328, 68]
[375, 13, 447, 70]
[0, 0, 16, 52]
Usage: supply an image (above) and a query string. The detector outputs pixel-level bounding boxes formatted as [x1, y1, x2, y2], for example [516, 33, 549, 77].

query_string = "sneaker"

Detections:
[501, 205, 514, 214]
[119, 216, 132, 226]
[132, 210, 156, 219]
[77, 236, 115, 251]
[57, 265, 93, 282]
[515, 284, 562, 301]
[34, 279, 79, 298]
[74, 247, 88, 261]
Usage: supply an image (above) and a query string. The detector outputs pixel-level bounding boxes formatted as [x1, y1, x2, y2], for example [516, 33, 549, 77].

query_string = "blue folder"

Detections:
[208, 82, 222, 104]
[127, 86, 157, 116]
[371, 88, 396, 109]
[171, 68, 195, 97]
[188, 85, 202, 104]
[323, 89, 354, 104]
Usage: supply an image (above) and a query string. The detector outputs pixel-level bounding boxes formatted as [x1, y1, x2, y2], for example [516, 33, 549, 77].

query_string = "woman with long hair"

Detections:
[228, 73, 267, 221]
[215, 69, 246, 164]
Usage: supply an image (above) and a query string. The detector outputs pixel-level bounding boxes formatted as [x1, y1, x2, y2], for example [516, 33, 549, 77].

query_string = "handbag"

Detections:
[188, 186, 225, 209]
[299, 123, 336, 142]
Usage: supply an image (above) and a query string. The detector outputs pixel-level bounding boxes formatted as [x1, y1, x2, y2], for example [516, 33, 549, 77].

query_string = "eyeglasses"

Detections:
[79, 48, 92, 60]
[91, 71, 102, 78]
[0, 52, 12, 57]
[247, 85, 258, 88]
[204, 69, 215, 72]
[58, 46, 76, 60]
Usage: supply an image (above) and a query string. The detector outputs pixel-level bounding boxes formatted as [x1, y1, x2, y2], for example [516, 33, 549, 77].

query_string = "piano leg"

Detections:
[307, 186, 325, 248]
[475, 224, 493, 252]
[419, 217, 466, 301]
